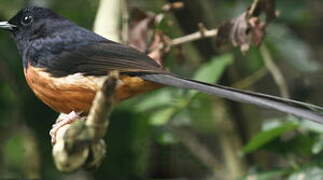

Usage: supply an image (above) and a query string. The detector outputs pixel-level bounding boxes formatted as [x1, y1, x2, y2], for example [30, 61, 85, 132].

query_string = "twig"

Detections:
[85, 71, 118, 140]
[170, 29, 218, 47]
[260, 44, 289, 98]
[248, 0, 261, 16]
[52, 71, 119, 172]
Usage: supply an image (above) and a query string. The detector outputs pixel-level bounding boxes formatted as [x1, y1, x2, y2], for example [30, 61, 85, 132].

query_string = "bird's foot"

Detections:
[50, 111, 82, 144]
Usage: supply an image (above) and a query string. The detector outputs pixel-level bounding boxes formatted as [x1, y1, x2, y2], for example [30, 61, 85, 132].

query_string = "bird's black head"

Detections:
[0, 6, 66, 36]
[0, 6, 72, 55]
[0, 6, 97, 65]
[0, 6, 105, 68]
[0, 6, 103, 47]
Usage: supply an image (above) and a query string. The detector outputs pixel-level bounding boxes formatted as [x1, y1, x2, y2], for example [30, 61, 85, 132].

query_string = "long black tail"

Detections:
[141, 73, 323, 124]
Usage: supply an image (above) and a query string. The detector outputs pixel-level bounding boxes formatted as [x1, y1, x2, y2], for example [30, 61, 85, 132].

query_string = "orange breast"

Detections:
[24, 66, 162, 114]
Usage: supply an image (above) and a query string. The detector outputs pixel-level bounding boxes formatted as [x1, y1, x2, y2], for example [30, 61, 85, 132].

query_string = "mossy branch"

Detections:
[52, 71, 119, 172]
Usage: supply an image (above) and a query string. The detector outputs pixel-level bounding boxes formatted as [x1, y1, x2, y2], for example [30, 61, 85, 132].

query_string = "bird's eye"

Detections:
[22, 15, 33, 25]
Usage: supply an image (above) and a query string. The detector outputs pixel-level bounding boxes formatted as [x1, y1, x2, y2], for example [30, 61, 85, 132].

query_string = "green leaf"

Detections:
[149, 98, 190, 126]
[157, 131, 178, 145]
[312, 135, 323, 154]
[241, 121, 299, 154]
[188, 53, 233, 97]
[150, 107, 177, 126]
[132, 89, 175, 112]
[193, 53, 234, 83]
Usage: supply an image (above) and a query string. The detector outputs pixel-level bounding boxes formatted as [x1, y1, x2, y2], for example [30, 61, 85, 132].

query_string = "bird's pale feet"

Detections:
[50, 111, 82, 144]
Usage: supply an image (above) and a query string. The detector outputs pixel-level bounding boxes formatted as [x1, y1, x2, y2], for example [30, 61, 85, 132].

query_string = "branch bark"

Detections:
[170, 28, 218, 47]
[52, 71, 119, 172]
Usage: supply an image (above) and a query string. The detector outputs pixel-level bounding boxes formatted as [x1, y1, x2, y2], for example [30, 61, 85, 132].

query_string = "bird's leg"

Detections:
[50, 111, 82, 144]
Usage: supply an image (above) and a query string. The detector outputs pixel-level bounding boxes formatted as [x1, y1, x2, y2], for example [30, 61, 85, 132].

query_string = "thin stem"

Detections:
[260, 44, 289, 98]
[170, 29, 218, 47]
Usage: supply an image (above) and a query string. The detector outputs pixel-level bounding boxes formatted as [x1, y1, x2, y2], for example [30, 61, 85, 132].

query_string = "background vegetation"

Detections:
[1, 0, 323, 179]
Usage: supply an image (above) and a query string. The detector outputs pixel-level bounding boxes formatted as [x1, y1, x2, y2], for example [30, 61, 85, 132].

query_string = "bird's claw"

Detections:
[50, 111, 82, 144]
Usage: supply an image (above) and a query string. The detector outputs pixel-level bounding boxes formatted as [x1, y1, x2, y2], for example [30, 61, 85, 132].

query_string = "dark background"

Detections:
[1, 0, 323, 179]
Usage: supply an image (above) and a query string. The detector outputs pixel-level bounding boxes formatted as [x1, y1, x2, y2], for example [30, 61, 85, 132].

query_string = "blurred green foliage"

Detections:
[1, 0, 323, 180]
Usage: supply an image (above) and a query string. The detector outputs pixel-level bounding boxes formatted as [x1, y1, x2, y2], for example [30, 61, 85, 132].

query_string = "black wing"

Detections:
[44, 40, 168, 77]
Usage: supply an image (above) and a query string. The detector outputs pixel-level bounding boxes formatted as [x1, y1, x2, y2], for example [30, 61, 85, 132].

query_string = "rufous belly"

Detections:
[24, 66, 162, 114]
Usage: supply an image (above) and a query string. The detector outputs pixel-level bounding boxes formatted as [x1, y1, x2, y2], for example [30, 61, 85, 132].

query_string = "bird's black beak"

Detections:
[0, 21, 16, 31]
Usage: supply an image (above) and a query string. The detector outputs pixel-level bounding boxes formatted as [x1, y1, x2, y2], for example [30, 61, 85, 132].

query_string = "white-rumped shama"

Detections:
[1, 6, 323, 123]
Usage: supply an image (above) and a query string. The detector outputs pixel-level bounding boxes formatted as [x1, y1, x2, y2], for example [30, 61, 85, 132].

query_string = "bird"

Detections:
[0, 6, 323, 137]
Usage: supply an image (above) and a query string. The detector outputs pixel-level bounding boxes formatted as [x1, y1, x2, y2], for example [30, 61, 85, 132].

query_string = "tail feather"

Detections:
[141, 73, 323, 124]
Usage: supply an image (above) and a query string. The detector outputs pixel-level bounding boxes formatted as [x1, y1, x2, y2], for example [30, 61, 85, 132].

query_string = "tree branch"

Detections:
[170, 28, 218, 47]
[52, 71, 119, 172]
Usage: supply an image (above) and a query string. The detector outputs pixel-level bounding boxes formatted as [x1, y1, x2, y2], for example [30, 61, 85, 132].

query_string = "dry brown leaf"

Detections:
[162, 2, 185, 12]
[128, 9, 169, 65]
[249, 17, 266, 47]
[128, 9, 156, 52]
[216, 0, 275, 53]
[147, 31, 169, 66]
